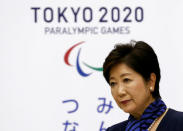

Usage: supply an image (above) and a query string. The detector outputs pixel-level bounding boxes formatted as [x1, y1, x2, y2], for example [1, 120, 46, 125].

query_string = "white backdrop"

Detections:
[1, 0, 183, 131]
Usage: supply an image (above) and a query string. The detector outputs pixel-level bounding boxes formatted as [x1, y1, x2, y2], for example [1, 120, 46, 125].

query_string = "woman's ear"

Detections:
[149, 73, 156, 92]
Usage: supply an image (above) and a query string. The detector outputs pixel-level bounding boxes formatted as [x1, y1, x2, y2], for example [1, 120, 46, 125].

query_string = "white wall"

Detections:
[1, 0, 183, 131]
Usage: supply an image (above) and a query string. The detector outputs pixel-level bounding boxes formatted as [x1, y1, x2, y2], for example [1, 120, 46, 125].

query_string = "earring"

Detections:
[150, 87, 153, 92]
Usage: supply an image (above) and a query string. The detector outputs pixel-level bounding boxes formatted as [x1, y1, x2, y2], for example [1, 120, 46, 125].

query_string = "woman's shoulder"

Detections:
[167, 108, 183, 120]
[106, 120, 128, 131]
[157, 108, 183, 131]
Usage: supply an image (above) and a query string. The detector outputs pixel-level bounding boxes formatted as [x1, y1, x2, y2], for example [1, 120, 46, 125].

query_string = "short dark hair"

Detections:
[103, 41, 161, 99]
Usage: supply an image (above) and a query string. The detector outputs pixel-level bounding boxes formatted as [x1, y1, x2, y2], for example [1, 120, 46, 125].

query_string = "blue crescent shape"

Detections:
[76, 48, 92, 77]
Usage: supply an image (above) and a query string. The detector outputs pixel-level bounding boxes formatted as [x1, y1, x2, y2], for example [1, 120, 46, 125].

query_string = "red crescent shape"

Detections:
[64, 41, 85, 66]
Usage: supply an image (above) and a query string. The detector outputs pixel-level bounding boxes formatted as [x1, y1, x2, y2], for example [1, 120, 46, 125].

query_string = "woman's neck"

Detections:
[132, 97, 155, 120]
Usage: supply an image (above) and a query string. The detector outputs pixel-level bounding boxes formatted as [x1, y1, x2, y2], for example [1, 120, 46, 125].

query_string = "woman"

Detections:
[103, 40, 183, 131]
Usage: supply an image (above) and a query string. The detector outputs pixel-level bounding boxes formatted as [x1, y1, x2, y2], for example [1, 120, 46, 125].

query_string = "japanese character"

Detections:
[63, 120, 79, 131]
[99, 121, 107, 131]
[97, 97, 113, 114]
[62, 99, 79, 113]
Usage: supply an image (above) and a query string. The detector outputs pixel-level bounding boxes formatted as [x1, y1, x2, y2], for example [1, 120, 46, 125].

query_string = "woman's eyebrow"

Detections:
[109, 77, 115, 81]
[109, 73, 131, 80]
[120, 73, 131, 78]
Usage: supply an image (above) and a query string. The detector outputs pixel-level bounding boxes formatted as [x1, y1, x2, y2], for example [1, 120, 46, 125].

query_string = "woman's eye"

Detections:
[123, 78, 131, 83]
[110, 82, 116, 87]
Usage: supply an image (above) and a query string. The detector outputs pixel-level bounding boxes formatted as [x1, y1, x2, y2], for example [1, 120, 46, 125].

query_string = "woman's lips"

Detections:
[121, 100, 131, 105]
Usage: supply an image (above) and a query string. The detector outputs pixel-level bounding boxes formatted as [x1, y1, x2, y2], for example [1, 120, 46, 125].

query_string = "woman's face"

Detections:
[109, 63, 155, 118]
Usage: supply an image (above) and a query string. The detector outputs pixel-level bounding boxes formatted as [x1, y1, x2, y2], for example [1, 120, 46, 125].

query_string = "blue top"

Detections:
[106, 108, 183, 131]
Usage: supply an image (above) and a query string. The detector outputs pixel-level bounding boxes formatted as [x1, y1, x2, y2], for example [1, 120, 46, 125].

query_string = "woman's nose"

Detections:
[117, 84, 126, 96]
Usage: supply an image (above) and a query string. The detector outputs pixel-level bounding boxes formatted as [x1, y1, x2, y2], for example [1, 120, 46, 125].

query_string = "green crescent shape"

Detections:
[83, 62, 103, 71]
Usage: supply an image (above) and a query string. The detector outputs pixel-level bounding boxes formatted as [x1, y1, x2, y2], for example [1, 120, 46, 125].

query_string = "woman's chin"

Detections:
[120, 106, 135, 114]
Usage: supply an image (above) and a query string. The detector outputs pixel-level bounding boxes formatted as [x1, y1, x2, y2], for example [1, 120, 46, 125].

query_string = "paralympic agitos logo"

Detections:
[64, 41, 103, 77]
